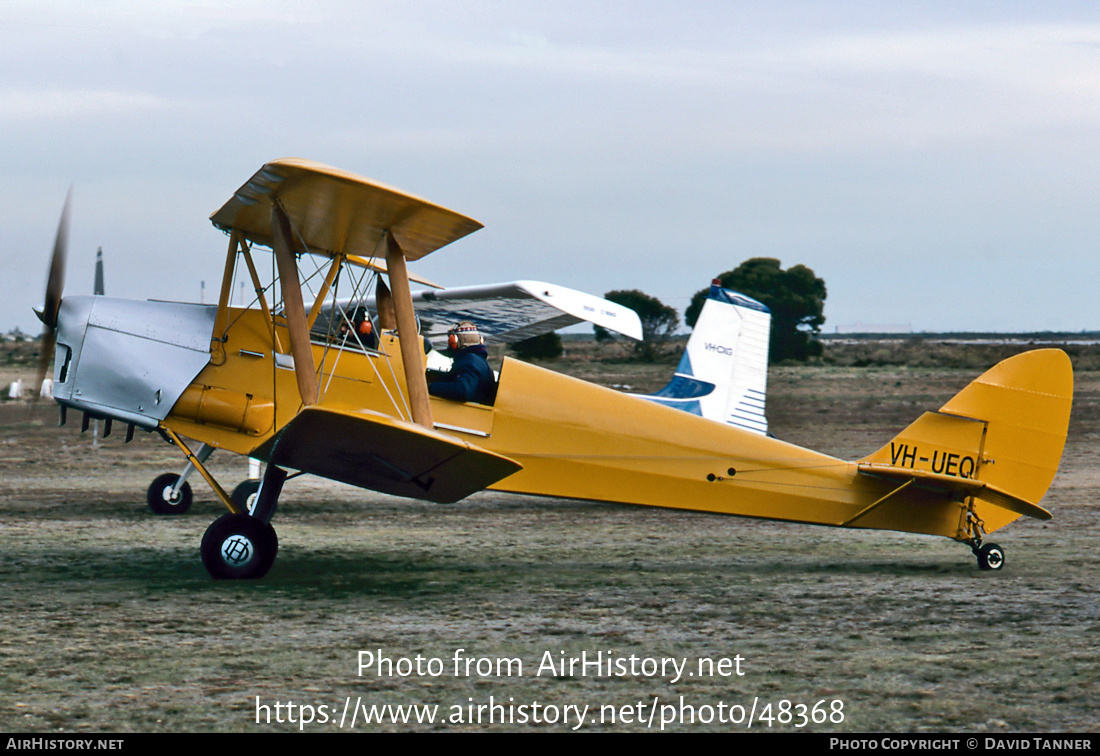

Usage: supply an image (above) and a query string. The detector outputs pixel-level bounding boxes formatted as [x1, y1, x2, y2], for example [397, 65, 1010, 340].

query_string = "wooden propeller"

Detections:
[34, 188, 72, 402]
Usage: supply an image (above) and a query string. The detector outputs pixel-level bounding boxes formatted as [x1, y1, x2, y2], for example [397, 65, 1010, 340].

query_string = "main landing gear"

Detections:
[146, 442, 216, 516]
[147, 473, 192, 515]
[230, 479, 261, 515]
[152, 430, 284, 579]
[148, 446, 263, 517]
[200, 513, 278, 579]
[200, 463, 285, 579]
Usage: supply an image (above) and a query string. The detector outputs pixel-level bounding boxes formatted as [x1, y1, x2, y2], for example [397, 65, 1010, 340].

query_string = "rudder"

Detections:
[643, 282, 771, 434]
[861, 349, 1073, 529]
[938, 348, 1073, 504]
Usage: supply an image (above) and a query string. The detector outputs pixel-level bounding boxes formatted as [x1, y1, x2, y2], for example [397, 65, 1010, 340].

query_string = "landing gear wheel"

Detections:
[231, 480, 261, 515]
[200, 514, 278, 580]
[977, 543, 1005, 571]
[147, 473, 192, 515]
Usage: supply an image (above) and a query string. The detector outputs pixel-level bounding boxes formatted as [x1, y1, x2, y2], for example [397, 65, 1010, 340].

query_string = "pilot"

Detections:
[427, 321, 495, 404]
[340, 305, 377, 349]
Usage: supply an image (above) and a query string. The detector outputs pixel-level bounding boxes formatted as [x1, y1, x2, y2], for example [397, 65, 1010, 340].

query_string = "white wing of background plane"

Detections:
[399, 281, 642, 347]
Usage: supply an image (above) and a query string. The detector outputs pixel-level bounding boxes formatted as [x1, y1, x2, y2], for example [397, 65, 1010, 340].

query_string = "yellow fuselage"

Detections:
[164, 310, 1006, 543]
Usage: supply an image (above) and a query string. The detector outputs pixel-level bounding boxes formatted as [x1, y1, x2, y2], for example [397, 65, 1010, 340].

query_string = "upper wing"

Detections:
[408, 280, 644, 345]
[345, 254, 443, 289]
[210, 158, 482, 261]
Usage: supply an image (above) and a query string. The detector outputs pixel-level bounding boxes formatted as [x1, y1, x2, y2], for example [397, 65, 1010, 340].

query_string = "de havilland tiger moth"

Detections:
[33, 159, 1073, 579]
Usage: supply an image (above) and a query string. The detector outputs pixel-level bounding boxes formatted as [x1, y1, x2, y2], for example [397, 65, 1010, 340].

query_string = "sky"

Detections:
[3, 1, 1099, 335]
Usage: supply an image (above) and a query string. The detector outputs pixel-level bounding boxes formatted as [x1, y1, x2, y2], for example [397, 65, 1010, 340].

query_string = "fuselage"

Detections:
[52, 297, 982, 542]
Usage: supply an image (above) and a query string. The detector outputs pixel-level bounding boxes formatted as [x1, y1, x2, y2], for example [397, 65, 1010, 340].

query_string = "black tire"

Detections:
[147, 473, 192, 515]
[231, 479, 262, 515]
[200, 514, 278, 580]
[977, 543, 1005, 571]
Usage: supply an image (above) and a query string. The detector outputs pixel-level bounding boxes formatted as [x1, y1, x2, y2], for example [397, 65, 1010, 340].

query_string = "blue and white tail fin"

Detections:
[642, 282, 771, 435]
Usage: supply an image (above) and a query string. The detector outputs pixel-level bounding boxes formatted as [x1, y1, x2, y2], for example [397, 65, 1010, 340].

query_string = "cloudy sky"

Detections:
[4, 1, 1099, 335]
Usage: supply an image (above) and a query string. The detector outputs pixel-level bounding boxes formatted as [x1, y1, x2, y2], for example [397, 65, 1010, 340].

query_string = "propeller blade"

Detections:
[33, 189, 71, 409]
[42, 188, 72, 329]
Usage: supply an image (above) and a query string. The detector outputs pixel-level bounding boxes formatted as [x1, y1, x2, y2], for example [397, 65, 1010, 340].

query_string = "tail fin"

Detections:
[859, 349, 1073, 528]
[642, 282, 771, 434]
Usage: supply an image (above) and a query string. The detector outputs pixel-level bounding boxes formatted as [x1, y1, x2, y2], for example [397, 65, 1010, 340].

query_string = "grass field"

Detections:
[0, 340, 1096, 732]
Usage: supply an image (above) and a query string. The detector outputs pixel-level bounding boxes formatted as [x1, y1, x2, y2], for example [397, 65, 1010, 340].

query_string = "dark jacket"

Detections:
[428, 345, 495, 404]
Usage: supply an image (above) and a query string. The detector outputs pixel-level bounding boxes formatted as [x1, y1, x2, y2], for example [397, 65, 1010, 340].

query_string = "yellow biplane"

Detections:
[36, 159, 1073, 578]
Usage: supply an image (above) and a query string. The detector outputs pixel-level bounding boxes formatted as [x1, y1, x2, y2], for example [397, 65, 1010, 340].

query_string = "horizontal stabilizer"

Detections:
[857, 463, 1053, 521]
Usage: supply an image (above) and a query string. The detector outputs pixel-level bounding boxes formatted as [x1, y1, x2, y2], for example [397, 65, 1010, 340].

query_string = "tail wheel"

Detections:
[200, 514, 278, 579]
[977, 543, 1006, 571]
[147, 473, 192, 515]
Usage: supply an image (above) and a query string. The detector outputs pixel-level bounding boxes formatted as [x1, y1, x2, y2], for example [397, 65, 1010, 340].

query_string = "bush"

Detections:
[510, 332, 564, 360]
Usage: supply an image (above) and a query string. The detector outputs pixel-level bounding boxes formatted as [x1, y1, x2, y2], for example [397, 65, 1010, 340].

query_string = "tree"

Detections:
[685, 258, 826, 362]
[510, 332, 564, 360]
[594, 289, 679, 362]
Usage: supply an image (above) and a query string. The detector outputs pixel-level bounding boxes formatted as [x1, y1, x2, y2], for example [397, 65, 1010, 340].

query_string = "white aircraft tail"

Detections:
[642, 281, 771, 434]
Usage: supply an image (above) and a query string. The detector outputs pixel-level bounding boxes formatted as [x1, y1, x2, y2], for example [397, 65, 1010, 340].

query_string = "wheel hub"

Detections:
[220, 534, 255, 567]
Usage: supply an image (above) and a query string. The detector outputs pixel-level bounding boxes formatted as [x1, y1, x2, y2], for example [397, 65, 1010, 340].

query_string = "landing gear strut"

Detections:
[964, 507, 1006, 571]
[154, 428, 283, 579]
[201, 461, 286, 578]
